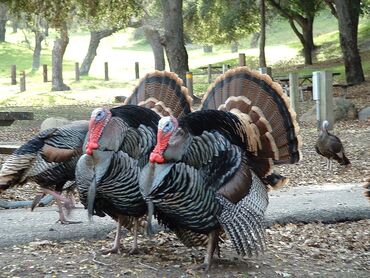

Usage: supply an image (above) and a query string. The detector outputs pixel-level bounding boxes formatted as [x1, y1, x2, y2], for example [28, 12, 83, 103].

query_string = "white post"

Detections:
[313, 71, 334, 129]
[258, 67, 272, 77]
[289, 73, 299, 115]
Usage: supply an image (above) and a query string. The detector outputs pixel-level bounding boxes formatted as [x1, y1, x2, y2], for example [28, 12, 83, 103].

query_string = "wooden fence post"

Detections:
[135, 62, 139, 79]
[313, 71, 334, 129]
[104, 62, 109, 81]
[20, 71, 26, 92]
[11, 65, 17, 85]
[207, 64, 212, 84]
[43, 64, 48, 82]
[238, 53, 246, 67]
[222, 64, 229, 74]
[186, 71, 194, 98]
[75, 62, 80, 81]
[289, 73, 299, 115]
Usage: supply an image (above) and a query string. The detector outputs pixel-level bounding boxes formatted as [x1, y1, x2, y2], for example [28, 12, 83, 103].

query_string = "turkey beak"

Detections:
[87, 175, 97, 221]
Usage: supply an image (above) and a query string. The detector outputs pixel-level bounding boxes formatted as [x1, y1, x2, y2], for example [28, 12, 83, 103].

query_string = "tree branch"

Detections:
[288, 18, 305, 45]
[324, 0, 338, 18]
[266, 0, 306, 26]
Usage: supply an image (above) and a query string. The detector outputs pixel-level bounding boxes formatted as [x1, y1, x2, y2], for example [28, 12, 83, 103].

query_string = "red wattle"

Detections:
[86, 142, 99, 156]
[150, 152, 165, 163]
[149, 129, 171, 164]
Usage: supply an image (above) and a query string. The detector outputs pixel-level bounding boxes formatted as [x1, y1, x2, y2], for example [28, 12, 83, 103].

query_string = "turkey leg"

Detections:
[194, 230, 218, 271]
[40, 188, 81, 224]
[129, 218, 139, 255]
[102, 215, 124, 254]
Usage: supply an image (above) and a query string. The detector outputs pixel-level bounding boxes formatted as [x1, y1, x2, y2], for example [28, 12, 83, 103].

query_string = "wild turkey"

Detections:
[75, 71, 192, 254]
[315, 120, 350, 170]
[140, 67, 302, 270]
[0, 120, 88, 223]
[364, 178, 370, 201]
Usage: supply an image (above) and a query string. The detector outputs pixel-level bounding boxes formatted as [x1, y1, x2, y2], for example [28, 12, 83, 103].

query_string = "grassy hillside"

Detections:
[0, 11, 369, 104]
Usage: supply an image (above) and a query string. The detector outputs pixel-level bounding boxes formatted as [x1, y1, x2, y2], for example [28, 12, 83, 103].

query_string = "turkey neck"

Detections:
[93, 117, 128, 152]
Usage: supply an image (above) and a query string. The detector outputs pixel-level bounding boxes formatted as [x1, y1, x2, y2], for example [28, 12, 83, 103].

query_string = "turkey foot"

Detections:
[101, 246, 120, 255]
[56, 218, 82, 225]
[56, 206, 81, 224]
[128, 247, 139, 255]
[192, 262, 211, 272]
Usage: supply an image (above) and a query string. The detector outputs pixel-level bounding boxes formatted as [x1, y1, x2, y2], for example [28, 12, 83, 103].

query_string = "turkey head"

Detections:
[150, 116, 191, 164]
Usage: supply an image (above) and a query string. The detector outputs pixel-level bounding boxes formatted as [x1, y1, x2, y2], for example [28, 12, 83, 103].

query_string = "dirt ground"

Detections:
[0, 84, 369, 277]
[0, 220, 368, 277]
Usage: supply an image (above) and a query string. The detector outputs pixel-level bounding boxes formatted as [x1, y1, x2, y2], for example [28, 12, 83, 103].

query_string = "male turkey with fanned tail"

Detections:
[315, 120, 350, 171]
[75, 71, 192, 254]
[0, 121, 88, 224]
[140, 67, 302, 270]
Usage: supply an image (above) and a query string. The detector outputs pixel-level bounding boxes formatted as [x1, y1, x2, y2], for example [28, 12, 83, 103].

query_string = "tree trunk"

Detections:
[267, 0, 316, 65]
[160, 0, 189, 82]
[0, 20, 6, 42]
[259, 0, 267, 67]
[80, 29, 116, 76]
[12, 19, 18, 33]
[335, 0, 364, 84]
[0, 3, 8, 43]
[51, 23, 70, 91]
[231, 41, 238, 53]
[144, 26, 165, 71]
[289, 16, 315, 65]
[250, 32, 260, 48]
[32, 31, 44, 70]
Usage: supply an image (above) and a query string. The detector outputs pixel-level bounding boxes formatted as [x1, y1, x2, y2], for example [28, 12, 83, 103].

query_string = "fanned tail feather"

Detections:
[201, 67, 302, 171]
[124, 71, 193, 118]
[217, 171, 268, 257]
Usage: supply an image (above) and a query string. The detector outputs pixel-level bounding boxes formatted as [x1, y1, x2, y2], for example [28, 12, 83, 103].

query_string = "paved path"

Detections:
[0, 183, 369, 248]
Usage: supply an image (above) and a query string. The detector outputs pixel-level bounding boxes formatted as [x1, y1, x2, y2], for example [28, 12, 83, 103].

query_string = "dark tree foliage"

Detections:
[184, 0, 259, 46]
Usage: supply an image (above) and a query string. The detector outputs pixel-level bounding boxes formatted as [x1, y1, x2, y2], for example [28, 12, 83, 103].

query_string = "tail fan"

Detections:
[201, 67, 302, 178]
[124, 71, 193, 118]
[217, 171, 268, 257]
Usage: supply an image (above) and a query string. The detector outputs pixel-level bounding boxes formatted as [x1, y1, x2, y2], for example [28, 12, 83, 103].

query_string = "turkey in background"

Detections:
[364, 178, 370, 201]
[0, 120, 88, 224]
[140, 67, 302, 270]
[75, 71, 192, 254]
[315, 120, 350, 171]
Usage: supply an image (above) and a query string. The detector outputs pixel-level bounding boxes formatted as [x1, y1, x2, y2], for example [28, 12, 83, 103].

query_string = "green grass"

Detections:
[0, 42, 40, 74]
[0, 11, 369, 103]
